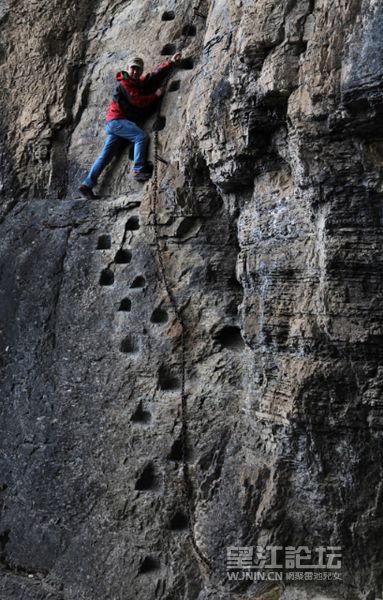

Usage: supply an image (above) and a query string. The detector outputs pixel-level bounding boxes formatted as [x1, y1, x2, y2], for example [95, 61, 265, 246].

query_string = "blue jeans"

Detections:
[83, 119, 149, 188]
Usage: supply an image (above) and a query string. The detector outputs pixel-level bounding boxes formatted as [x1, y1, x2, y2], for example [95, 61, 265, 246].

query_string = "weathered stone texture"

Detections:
[0, 1, 383, 599]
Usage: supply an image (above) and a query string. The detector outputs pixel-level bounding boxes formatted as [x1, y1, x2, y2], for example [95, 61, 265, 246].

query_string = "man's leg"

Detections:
[82, 129, 123, 190]
[106, 120, 149, 174]
[132, 128, 149, 173]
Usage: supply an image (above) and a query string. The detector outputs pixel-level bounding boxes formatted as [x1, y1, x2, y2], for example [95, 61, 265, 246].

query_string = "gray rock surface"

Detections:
[0, 1, 383, 599]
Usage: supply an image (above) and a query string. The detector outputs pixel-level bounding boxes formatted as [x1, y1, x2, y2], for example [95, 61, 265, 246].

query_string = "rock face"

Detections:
[0, 1, 383, 599]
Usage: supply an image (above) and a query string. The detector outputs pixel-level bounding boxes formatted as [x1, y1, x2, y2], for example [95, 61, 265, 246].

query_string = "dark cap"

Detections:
[129, 57, 144, 69]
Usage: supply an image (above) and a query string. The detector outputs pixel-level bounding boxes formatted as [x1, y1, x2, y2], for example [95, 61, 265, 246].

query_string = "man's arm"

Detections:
[114, 83, 158, 108]
[142, 54, 182, 91]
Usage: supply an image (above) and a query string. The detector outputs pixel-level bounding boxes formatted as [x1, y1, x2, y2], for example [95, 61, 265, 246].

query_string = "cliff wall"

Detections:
[0, 1, 382, 599]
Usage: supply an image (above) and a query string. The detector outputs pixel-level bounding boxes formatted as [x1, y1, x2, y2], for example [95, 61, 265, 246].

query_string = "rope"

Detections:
[150, 1, 212, 574]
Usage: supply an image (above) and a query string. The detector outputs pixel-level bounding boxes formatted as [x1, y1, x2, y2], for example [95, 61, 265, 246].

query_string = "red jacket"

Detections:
[106, 60, 173, 123]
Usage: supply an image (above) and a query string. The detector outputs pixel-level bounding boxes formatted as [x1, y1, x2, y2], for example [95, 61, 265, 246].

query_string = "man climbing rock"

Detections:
[79, 53, 181, 198]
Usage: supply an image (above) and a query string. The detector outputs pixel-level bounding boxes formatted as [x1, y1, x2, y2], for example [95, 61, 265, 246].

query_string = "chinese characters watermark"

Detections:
[226, 545, 343, 582]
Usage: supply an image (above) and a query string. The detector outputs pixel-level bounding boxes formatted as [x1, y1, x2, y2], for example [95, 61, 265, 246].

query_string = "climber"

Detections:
[79, 52, 181, 198]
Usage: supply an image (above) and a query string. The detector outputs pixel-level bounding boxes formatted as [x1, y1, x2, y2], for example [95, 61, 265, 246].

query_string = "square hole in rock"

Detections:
[135, 463, 156, 490]
[118, 298, 131, 312]
[131, 275, 146, 289]
[152, 116, 166, 132]
[161, 43, 177, 55]
[126, 216, 140, 230]
[182, 24, 196, 36]
[179, 57, 194, 70]
[99, 268, 114, 286]
[97, 234, 111, 249]
[150, 307, 168, 324]
[158, 366, 180, 391]
[120, 334, 139, 354]
[161, 11, 175, 21]
[169, 80, 180, 92]
[115, 249, 132, 264]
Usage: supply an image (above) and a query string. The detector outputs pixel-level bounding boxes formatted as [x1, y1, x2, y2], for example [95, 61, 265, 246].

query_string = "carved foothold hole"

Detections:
[135, 463, 156, 490]
[99, 268, 114, 286]
[179, 57, 194, 70]
[152, 116, 166, 132]
[150, 307, 168, 324]
[215, 326, 245, 351]
[161, 43, 177, 55]
[167, 437, 189, 461]
[182, 24, 196, 36]
[115, 249, 132, 264]
[118, 297, 131, 312]
[225, 299, 239, 316]
[131, 275, 146, 289]
[138, 556, 160, 574]
[158, 366, 180, 391]
[0, 529, 10, 550]
[161, 11, 175, 21]
[228, 275, 242, 291]
[131, 402, 151, 424]
[169, 80, 180, 92]
[169, 511, 188, 530]
[120, 335, 139, 354]
[126, 216, 140, 230]
[176, 217, 201, 239]
[97, 234, 111, 249]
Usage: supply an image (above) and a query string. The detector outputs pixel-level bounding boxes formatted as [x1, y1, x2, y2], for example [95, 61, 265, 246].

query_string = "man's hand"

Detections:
[171, 52, 182, 64]
[155, 87, 166, 97]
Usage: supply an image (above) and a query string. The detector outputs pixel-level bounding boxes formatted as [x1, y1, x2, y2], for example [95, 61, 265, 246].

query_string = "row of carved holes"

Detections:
[100, 16, 194, 567]
[97, 227, 170, 357]
[98, 232, 244, 353]
[161, 9, 196, 34]
[160, 11, 196, 68]
[98, 217, 140, 286]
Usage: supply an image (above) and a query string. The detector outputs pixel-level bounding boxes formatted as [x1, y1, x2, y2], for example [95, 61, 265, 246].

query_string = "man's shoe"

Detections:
[79, 184, 99, 199]
[143, 161, 154, 174]
[132, 170, 151, 182]
[134, 162, 153, 174]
